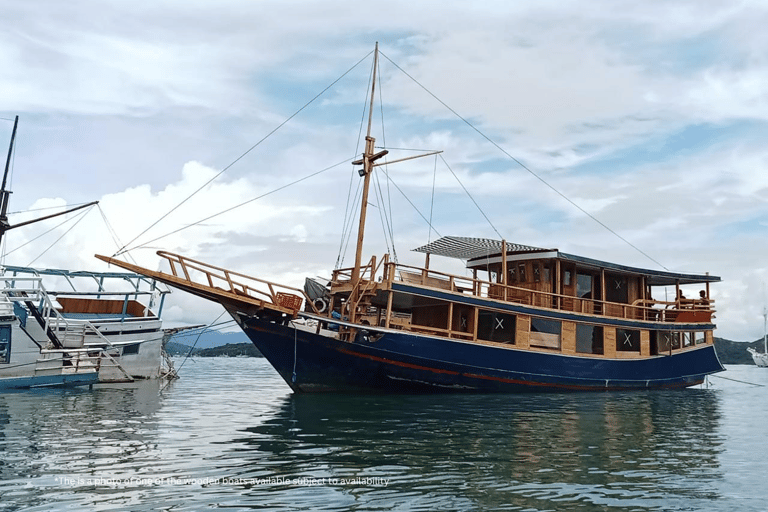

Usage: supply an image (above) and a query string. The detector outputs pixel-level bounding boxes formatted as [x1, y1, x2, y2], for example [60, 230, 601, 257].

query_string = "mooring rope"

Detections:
[709, 373, 765, 387]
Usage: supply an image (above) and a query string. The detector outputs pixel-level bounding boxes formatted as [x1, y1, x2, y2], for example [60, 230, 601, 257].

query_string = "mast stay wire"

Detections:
[379, 51, 669, 271]
[116, 49, 374, 258]
[439, 154, 503, 240]
[428, 154, 437, 244]
[336, 56, 376, 270]
[3, 204, 95, 258]
[372, 59, 397, 263]
[124, 157, 353, 254]
[26, 206, 94, 266]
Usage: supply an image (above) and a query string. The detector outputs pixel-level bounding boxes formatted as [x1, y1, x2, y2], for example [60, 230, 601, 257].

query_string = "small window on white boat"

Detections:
[0, 325, 10, 363]
[530, 317, 561, 349]
[576, 324, 603, 354]
[477, 311, 516, 343]
[122, 343, 140, 355]
[616, 329, 640, 352]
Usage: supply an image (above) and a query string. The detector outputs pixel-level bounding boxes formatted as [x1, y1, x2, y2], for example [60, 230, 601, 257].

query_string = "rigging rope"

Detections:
[428, 154, 437, 243]
[3, 204, 95, 258]
[379, 51, 668, 271]
[116, 50, 374, 257]
[26, 206, 93, 266]
[439, 154, 503, 240]
[120, 158, 351, 254]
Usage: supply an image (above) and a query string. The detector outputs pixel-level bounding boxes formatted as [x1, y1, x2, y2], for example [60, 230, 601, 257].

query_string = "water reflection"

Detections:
[225, 390, 725, 511]
[0, 358, 736, 512]
[0, 380, 166, 510]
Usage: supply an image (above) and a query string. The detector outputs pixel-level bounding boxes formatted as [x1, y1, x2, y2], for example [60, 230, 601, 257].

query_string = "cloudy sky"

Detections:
[1, 1, 767, 341]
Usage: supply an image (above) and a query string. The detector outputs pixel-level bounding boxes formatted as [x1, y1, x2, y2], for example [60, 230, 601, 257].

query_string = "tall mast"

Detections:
[349, 43, 388, 322]
[0, 116, 99, 249]
[0, 115, 19, 244]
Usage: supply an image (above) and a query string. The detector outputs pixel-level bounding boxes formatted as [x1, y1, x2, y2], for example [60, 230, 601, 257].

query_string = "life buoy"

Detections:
[313, 297, 328, 313]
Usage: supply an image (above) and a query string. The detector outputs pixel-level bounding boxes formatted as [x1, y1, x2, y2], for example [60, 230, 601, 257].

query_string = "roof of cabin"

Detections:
[413, 236, 720, 286]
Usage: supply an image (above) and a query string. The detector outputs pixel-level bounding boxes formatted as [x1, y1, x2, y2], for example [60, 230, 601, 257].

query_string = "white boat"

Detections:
[1, 265, 171, 382]
[0, 116, 172, 387]
[747, 309, 768, 367]
[0, 275, 104, 389]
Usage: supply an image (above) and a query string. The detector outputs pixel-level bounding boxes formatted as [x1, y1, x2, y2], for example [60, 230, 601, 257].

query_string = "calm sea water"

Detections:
[1, 358, 767, 511]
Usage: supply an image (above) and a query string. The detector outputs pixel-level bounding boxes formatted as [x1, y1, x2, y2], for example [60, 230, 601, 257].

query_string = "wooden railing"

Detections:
[156, 251, 318, 313]
[382, 261, 715, 324]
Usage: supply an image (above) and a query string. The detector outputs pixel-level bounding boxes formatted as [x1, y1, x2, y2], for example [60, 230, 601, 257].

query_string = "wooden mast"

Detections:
[349, 43, 388, 324]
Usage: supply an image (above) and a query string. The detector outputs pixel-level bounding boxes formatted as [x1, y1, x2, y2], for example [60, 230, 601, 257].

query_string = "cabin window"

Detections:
[518, 264, 527, 283]
[682, 332, 694, 347]
[532, 263, 541, 282]
[543, 266, 551, 284]
[122, 343, 140, 355]
[652, 331, 682, 354]
[563, 270, 572, 286]
[606, 274, 628, 304]
[576, 324, 603, 354]
[530, 317, 561, 349]
[576, 273, 593, 299]
[0, 325, 10, 363]
[695, 332, 706, 345]
[508, 267, 516, 283]
[616, 328, 640, 352]
[477, 311, 516, 343]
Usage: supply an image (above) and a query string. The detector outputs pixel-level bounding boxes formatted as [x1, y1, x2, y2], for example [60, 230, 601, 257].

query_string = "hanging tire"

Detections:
[313, 297, 328, 313]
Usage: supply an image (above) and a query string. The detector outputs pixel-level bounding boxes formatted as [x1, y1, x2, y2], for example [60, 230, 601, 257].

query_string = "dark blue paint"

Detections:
[240, 314, 724, 394]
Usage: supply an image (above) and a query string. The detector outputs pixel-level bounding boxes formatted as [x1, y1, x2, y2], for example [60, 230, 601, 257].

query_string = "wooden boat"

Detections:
[96, 45, 724, 392]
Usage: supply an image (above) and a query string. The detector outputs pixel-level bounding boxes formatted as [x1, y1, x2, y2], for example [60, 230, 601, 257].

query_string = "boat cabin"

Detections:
[326, 236, 719, 360]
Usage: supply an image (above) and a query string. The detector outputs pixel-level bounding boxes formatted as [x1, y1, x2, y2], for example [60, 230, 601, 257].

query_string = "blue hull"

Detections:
[240, 315, 724, 393]
[0, 372, 99, 391]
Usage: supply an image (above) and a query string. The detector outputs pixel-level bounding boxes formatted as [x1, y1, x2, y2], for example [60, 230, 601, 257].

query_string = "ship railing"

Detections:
[156, 251, 319, 314]
[36, 348, 103, 377]
[383, 262, 715, 324]
[342, 255, 388, 312]
[331, 259, 378, 287]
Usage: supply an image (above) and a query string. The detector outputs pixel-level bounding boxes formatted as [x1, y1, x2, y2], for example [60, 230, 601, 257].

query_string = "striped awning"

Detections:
[412, 236, 554, 261]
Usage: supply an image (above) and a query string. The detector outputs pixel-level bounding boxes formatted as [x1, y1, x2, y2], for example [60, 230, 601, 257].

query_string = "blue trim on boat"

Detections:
[240, 314, 724, 393]
[390, 283, 715, 331]
[0, 372, 99, 390]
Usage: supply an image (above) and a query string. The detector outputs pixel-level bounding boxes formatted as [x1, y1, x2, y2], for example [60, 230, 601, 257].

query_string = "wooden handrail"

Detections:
[156, 251, 320, 313]
[385, 260, 715, 323]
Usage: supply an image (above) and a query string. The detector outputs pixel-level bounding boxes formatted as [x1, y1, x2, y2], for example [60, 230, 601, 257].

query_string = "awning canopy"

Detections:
[413, 236, 554, 261]
[412, 236, 720, 286]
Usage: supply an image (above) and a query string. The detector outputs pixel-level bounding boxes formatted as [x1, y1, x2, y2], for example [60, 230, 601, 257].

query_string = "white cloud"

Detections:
[2, 0, 768, 342]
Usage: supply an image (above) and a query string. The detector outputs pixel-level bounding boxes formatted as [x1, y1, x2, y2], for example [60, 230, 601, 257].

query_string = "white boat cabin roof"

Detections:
[413, 236, 720, 287]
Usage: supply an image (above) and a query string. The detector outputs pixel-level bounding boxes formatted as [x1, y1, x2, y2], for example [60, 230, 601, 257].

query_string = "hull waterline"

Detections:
[238, 314, 724, 393]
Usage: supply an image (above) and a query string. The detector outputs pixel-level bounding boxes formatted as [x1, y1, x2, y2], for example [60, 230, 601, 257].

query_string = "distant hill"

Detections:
[163, 325, 763, 363]
[165, 329, 262, 357]
[714, 338, 765, 365]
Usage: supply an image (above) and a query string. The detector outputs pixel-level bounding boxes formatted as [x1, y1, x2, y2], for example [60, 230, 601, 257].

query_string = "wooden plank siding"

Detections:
[561, 321, 576, 354]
